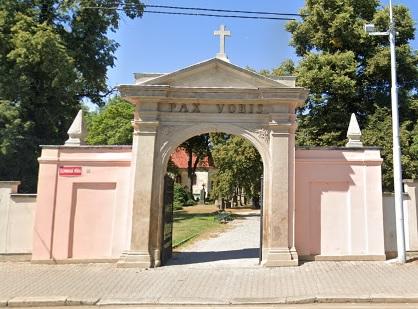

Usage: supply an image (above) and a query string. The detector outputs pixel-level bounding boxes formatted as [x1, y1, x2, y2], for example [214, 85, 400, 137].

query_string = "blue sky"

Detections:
[107, 0, 418, 88]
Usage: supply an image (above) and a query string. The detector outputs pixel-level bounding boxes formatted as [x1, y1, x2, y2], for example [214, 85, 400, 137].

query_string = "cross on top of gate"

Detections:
[214, 25, 231, 63]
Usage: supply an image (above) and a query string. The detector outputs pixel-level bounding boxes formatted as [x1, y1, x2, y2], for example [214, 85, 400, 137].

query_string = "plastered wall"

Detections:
[32, 146, 132, 261]
[29, 145, 418, 262]
[0, 182, 36, 256]
[295, 148, 386, 260]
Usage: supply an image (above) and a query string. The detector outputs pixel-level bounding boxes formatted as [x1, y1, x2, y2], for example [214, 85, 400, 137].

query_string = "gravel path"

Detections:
[166, 210, 261, 268]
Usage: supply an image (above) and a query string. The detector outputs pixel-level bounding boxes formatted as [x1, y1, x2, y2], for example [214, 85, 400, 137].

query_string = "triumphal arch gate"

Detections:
[118, 57, 309, 267]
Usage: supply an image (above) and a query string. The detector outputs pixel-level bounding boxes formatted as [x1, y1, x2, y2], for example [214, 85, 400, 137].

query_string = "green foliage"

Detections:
[363, 107, 418, 190]
[0, 101, 31, 158]
[87, 97, 134, 145]
[167, 159, 180, 176]
[258, 59, 296, 78]
[173, 183, 196, 208]
[0, 1, 144, 191]
[184, 199, 197, 206]
[173, 203, 183, 211]
[174, 183, 189, 206]
[0, 101, 35, 188]
[210, 135, 263, 200]
[286, 0, 418, 187]
[215, 211, 234, 224]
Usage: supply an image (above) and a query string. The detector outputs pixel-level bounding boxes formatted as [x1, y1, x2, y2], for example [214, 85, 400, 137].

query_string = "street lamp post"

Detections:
[364, 0, 406, 263]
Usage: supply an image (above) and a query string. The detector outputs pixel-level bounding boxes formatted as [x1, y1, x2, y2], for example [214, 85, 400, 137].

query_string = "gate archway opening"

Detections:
[159, 132, 265, 267]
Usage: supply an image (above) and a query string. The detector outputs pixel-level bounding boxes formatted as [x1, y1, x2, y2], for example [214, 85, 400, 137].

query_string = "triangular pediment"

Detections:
[136, 58, 289, 88]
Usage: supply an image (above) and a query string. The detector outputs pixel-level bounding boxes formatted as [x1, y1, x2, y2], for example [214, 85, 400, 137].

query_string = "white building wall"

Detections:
[177, 169, 215, 199]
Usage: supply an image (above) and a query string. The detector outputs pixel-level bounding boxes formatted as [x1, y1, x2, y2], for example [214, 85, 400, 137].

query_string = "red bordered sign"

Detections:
[59, 166, 82, 177]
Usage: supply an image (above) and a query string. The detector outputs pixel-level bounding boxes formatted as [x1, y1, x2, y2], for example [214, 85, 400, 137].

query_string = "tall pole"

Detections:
[389, 0, 406, 263]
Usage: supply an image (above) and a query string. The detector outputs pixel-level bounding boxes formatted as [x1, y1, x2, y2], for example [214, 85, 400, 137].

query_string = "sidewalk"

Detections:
[1, 260, 418, 307]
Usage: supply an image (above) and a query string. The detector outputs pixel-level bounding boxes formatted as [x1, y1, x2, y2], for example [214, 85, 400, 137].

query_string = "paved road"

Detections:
[167, 211, 261, 268]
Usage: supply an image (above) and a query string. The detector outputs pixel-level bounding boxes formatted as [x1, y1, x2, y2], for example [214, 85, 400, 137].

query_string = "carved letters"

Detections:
[191, 103, 200, 113]
[168, 103, 263, 114]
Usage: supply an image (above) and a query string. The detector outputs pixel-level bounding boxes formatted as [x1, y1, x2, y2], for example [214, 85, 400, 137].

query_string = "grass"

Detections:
[172, 205, 223, 248]
[171, 204, 258, 248]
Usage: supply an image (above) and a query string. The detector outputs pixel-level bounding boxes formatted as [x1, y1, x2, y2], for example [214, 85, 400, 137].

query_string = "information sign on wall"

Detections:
[59, 166, 82, 177]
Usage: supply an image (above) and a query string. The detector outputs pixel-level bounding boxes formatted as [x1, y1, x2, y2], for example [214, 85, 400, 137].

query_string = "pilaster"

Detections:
[404, 180, 418, 252]
[118, 120, 159, 268]
[262, 118, 298, 267]
[0, 182, 20, 253]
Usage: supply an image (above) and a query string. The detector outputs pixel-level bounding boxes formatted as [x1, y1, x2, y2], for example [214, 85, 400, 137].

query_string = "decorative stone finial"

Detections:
[346, 113, 363, 147]
[214, 25, 231, 62]
[65, 110, 87, 146]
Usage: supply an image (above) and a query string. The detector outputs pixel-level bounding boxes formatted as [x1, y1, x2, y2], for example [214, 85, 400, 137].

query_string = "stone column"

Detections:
[118, 120, 159, 268]
[262, 122, 298, 266]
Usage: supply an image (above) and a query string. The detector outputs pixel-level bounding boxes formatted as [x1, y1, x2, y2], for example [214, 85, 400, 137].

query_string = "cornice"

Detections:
[119, 85, 309, 107]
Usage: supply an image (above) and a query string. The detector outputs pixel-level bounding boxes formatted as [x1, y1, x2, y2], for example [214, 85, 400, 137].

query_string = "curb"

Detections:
[2, 295, 418, 306]
[65, 297, 100, 306]
[7, 296, 68, 307]
[2, 297, 100, 307]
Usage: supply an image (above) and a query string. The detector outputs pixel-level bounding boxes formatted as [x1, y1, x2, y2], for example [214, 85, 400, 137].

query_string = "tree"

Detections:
[0, 1, 144, 191]
[363, 106, 418, 190]
[210, 135, 263, 206]
[286, 0, 418, 189]
[258, 59, 296, 78]
[0, 100, 34, 188]
[87, 97, 134, 145]
[180, 135, 211, 197]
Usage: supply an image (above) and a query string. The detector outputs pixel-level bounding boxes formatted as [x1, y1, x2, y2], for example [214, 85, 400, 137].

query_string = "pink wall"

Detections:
[32, 146, 132, 261]
[295, 148, 385, 260]
[33, 145, 386, 262]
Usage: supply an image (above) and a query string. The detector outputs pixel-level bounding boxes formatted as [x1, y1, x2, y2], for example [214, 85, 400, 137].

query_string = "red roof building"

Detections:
[170, 148, 214, 169]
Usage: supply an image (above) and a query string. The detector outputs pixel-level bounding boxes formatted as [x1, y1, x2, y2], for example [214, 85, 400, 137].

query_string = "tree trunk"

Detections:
[186, 147, 193, 197]
[239, 187, 244, 206]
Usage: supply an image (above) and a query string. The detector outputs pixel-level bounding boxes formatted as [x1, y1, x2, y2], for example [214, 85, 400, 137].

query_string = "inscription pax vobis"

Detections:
[169, 103, 263, 114]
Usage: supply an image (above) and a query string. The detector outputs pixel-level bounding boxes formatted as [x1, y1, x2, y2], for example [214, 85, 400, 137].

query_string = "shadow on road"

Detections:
[167, 248, 259, 265]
